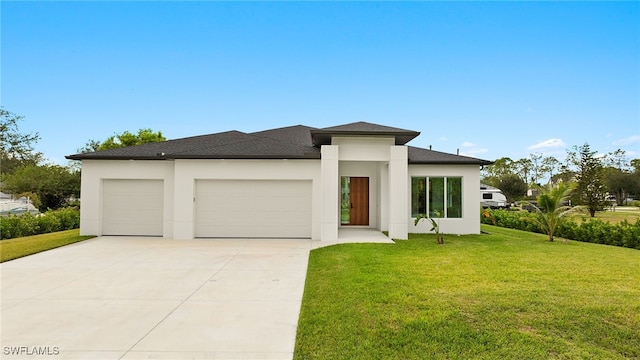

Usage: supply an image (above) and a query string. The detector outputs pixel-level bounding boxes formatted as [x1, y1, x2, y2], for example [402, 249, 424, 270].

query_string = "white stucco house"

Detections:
[67, 122, 491, 243]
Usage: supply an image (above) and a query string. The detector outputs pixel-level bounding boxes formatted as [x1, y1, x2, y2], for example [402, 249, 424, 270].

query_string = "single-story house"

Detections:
[67, 122, 491, 242]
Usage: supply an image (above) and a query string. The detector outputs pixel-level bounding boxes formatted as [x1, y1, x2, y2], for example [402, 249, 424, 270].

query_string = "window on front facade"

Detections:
[429, 177, 445, 217]
[447, 177, 462, 218]
[411, 177, 463, 218]
[411, 177, 427, 216]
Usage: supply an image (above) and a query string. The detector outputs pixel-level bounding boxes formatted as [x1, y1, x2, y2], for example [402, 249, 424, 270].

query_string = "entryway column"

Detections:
[320, 145, 339, 242]
[389, 146, 408, 240]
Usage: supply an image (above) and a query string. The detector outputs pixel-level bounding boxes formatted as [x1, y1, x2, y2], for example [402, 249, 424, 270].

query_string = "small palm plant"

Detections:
[414, 210, 444, 244]
[523, 182, 580, 242]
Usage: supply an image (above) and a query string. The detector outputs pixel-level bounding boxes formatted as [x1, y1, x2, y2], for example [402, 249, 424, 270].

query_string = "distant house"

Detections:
[67, 122, 491, 242]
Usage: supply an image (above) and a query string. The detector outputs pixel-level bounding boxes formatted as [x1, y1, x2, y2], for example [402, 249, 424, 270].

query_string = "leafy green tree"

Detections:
[2, 164, 80, 210]
[529, 153, 544, 185]
[626, 159, 640, 201]
[514, 158, 534, 184]
[78, 139, 101, 154]
[541, 156, 560, 183]
[482, 157, 515, 179]
[605, 149, 629, 170]
[566, 143, 608, 217]
[602, 150, 637, 205]
[525, 182, 580, 242]
[484, 173, 527, 203]
[80, 128, 166, 153]
[0, 108, 42, 175]
[604, 167, 629, 206]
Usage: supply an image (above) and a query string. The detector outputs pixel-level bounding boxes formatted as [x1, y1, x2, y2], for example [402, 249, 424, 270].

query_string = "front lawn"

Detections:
[0, 229, 95, 262]
[294, 225, 640, 359]
[571, 207, 640, 225]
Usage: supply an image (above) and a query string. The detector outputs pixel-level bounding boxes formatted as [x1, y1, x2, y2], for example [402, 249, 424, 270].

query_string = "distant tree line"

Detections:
[482, 145, 640, 217]
[0, 108, 165, 212]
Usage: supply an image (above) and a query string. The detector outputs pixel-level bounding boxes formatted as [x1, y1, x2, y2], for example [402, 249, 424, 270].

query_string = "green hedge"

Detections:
[0, 208, 80, 240]
[481, 209, 640, 250]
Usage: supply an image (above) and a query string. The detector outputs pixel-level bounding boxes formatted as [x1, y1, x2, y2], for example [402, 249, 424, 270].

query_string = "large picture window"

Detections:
[411, 177, 462, 218]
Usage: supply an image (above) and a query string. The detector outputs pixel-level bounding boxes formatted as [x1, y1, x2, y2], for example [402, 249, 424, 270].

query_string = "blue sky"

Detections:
[2, 1, 639, 165]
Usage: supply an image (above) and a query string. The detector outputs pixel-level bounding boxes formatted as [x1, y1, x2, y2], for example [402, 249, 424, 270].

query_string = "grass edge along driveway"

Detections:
[0, 229, 95, 262]
[294, 225, 640, 359]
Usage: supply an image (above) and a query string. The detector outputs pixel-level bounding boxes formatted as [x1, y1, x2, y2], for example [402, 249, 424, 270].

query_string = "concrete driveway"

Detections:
[1, 237, 312, 359]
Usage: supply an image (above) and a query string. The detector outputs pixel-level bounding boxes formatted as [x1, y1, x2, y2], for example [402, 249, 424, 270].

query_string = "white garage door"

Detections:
[195, 180, 312, 238]
[102, 179, 164, 236]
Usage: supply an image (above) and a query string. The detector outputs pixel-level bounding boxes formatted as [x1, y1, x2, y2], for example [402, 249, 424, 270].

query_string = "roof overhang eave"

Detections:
[65, 155, 171, 161]
[67, 154, 321, 161]
[169, 155, 321, 160]
[310, 130, 420, 146]
[408, 160, 494, 166]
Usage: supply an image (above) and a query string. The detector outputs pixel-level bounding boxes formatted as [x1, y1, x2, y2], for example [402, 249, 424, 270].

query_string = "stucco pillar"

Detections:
[320, 145, 339, 242]
[172, 161, 195, 239]
[388, 146, 408, 240]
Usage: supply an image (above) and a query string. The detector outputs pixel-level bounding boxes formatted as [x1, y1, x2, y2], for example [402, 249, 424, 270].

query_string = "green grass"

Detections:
[294, 225, 640, 359]
[0, 229, 95, 262]
[571, 207, 640, 225]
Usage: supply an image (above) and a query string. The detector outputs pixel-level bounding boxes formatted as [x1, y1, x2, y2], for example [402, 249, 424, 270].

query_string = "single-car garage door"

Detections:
[195, 180, 312, 238]
[102, 179, 164, 236]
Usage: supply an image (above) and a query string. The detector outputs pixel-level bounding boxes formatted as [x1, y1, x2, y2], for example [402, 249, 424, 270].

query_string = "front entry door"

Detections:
[341, 177, 369, 226]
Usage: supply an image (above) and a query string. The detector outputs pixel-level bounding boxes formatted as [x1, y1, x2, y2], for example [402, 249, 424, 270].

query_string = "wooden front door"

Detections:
[342, 177, 369, 226]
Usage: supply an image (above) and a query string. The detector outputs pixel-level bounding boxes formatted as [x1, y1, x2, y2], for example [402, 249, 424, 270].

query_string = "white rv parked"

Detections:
[480, 184, 509, 209]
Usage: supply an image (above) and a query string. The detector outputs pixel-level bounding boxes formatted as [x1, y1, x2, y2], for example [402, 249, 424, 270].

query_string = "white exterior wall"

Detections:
[78, 139, 482, 240]
[79, 159, 320, 239]
[408, 164, 482, 235]
[332, 137, 395, 160]
[78, 160, 175, 237]
[320, 146, 339, 242]
[379, 164, 390, 232]
[389, 146, 409, 240]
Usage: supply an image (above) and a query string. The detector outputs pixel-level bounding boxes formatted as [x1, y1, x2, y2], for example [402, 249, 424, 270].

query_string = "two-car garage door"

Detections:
[195, 180, 312, 238]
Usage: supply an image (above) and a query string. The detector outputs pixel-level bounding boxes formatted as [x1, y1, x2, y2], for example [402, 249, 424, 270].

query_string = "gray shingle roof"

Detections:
[310, 121, 420, 146]
[66, 122, 491, 165]
[67, 127, 320, 160]
[408, 146, 492, 165]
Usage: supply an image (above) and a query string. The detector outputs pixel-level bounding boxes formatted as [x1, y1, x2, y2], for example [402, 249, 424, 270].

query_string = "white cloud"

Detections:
[459, 148, 489, 157]
[459, 141, 488, 157]
[612, 135, 640, 146]
[439, 136, 448, 141]
[470, 148, 489, 154]
[527, 138, 567, 150]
